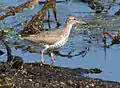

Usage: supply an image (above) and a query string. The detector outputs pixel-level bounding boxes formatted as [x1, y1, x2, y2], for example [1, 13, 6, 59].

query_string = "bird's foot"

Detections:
[50, 59, 55, 68]
[51, 61, 54, 65]
[49, 64, 54, 68]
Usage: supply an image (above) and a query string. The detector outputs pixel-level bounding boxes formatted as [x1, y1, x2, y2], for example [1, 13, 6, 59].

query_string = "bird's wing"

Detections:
[22, 29, 64, 45]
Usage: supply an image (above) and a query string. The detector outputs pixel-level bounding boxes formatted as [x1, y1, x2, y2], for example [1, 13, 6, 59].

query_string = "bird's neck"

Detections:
[64, 23, 73, 32]
[63, 22, 73, 37]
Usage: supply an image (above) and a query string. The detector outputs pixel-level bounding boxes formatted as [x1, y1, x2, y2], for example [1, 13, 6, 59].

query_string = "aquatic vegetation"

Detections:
[0, 0, 39, 20]
[20, 0, 60, 36]
[115, 9, 120, 15]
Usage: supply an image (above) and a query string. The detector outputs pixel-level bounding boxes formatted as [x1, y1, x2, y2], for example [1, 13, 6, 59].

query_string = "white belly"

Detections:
[49, 36, 68, 49]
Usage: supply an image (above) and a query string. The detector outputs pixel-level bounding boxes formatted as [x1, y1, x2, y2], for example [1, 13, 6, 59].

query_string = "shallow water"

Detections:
[0, 0, 120, 82]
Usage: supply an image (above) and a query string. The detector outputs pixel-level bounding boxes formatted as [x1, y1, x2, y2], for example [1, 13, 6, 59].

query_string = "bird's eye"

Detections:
[74, 18, 76, 20]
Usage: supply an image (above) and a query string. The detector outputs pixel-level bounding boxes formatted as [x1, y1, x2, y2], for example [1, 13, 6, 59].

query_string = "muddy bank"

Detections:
[0, 62, 119, 88]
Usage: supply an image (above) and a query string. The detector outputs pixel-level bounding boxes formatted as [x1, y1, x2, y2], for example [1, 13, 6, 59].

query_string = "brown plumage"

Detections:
[21, 16, 86, 65]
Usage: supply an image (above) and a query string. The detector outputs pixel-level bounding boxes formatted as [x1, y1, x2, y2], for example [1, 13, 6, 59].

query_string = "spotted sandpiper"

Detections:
[21, 16, 86, 64]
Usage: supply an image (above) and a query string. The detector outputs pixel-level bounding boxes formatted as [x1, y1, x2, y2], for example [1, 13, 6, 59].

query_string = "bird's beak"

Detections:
[77, 20, 87, 25]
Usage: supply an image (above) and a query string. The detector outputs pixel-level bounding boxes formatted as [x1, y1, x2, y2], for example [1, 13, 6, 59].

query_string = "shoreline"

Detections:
[0, 62, 120, 88]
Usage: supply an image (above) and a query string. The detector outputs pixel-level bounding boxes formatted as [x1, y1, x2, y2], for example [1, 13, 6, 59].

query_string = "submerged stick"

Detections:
[20, 0, 61, 36]
[0, 39, 23, 69]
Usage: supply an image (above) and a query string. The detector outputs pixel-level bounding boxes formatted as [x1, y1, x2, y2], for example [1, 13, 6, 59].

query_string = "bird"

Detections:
[20, 16, 86, 65]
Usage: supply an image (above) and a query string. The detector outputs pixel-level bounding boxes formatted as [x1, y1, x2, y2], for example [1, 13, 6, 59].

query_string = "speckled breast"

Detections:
[48, 36, 68, 50]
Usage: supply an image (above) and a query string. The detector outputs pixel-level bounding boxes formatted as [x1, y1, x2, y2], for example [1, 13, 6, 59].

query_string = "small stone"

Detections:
[67, 80, 73, 85]
[60, 82, 66, 85]
[85, 85, 89, 88]
[91, 83, 95, 87]
[29, 79, 33, 82]
[35, 83, 39, 87]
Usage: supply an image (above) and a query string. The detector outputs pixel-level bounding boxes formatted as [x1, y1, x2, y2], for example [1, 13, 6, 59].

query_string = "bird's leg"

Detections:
[50, 52, 55, 65]
[41, 49, 45, 64]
